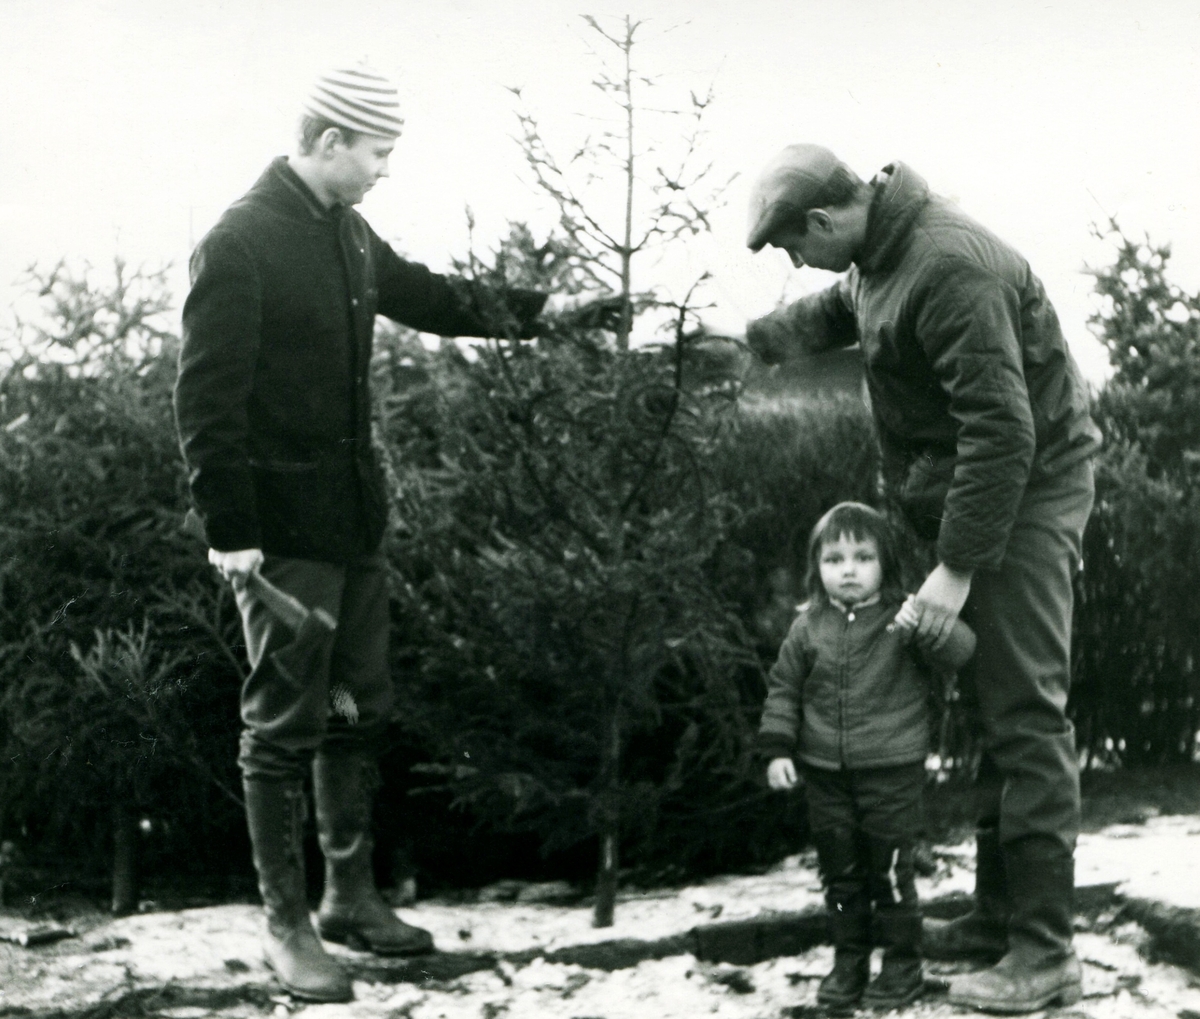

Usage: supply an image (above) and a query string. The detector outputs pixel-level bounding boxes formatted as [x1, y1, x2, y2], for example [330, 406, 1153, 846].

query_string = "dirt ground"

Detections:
[4, 812, 1200, 1019]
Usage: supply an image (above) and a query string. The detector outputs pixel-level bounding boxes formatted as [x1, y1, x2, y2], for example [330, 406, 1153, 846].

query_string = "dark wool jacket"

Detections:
[176, 157, 546, 562]
[758, 598, 975, 771]
[749, 165, 1101, 571]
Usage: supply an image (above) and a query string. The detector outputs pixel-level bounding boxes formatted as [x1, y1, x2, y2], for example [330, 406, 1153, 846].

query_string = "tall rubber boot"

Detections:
[924, 824, 1009, 962]
[244, 779, 352, 1002]
[811, 827, 871, 1008]
[313, 752, 434, 956]
[862, 838, 924, 1008]
[949, 834, 1081, 1013]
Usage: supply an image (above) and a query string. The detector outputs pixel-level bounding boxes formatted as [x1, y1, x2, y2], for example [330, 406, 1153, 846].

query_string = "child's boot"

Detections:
[812, 827, 871, 1008]
[863, 836, 924, 1008]
[924, 823, 1008, 962]
[863, 906, 924, 1008]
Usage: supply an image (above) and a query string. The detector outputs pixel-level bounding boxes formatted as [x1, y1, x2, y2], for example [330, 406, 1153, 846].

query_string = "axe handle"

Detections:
[182, 509, 329, 633]
[246, 570, 309, 631]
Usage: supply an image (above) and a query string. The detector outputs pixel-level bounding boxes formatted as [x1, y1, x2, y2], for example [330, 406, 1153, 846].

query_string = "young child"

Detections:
[759, 502, 975, 1010]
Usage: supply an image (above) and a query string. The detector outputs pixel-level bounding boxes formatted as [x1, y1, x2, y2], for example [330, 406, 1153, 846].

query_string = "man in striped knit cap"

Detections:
[175, 64, 597, 1001]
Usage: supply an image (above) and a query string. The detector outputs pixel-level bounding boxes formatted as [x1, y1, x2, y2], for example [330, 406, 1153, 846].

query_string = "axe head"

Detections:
[270, 607, 337, 688]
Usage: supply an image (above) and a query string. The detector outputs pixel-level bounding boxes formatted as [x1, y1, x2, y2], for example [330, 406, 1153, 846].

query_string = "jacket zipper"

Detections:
[839, 609, 853, 767]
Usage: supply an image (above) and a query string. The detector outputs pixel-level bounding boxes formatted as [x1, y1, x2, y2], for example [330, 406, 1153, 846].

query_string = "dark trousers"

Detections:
[804, 762, 925, 915]
[960, 459, 1094, 852]
[235, 549, 394, 781]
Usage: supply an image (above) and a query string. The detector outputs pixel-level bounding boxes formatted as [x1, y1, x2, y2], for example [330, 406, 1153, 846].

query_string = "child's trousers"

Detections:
[804, 762, 925, 962]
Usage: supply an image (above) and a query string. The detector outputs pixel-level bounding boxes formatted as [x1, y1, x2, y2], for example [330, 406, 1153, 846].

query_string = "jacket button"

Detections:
[351, 298, 359, 307]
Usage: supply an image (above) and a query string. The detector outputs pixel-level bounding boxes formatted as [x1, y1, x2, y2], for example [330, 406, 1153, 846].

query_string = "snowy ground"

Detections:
[3, 815, 1200, 1018]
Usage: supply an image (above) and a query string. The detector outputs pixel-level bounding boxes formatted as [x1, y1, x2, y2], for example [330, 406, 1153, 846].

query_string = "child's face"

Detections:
[818, 532, 883, 606]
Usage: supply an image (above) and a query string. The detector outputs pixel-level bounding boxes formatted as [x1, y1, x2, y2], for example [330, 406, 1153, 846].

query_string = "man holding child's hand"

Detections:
[745, 144, 1100, 1014]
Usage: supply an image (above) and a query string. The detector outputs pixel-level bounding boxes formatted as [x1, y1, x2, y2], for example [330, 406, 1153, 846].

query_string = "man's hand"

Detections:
[910, 562, 973, 650]
[745, 315, 791, 365]
[542, 293, 626, 332]
[767, 756, 800, 790]
[208, 547, 264, 590]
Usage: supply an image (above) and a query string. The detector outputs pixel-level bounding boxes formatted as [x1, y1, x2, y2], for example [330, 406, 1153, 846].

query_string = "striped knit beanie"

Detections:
[303, 64, 404, 138]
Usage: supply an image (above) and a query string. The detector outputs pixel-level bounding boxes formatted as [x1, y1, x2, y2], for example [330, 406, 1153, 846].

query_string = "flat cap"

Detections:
[746, 144, 855, 251]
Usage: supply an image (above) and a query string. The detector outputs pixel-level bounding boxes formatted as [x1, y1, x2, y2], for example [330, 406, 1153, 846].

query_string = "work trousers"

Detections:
[235, 549, 394, 781]
[958, 459, 1095, 851]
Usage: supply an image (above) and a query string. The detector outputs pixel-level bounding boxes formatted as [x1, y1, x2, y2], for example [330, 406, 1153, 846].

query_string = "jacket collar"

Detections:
[245, 156, 338, 223]
[830, 593, 883, 614]
[856, 162, 931, 276]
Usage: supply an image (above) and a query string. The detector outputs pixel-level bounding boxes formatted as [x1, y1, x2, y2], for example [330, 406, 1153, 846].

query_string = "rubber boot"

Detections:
[862, 837, 924, 1008]
[812, 827, 871, 1008]
[313, 752, 434, 956]
[244, 779, 352, 1003]
[949, 834, 1082, 1013]
[924, 824, 1008, 962]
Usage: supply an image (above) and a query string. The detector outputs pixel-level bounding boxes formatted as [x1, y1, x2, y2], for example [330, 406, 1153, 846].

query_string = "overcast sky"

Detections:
[3, 0, 1199, 382]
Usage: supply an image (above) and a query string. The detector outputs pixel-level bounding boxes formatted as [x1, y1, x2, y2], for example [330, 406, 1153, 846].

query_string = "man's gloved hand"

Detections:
[745, 314, 792, 365]
[542, 293, 627, 332]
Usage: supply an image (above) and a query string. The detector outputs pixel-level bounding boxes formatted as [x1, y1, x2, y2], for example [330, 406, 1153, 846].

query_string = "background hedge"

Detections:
[1, 225, 1197, 909]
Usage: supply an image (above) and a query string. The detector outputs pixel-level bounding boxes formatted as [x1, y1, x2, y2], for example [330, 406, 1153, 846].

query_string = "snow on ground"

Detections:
[126, 934, 1200, 1019]
[414, 848, 973, 957]
[3, 816, 1200, 1017]
[1077, 812, 1200, 907]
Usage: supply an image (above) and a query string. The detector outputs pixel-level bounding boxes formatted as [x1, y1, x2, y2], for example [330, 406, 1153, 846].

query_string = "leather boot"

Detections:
[924, 824, 1008, 962]
[862, 837, 924, 1008]
[313, 752, 434, 956]
[864, 908, 924, 1008]
[244, 779, 352, 1002]
[949, 834, 1082, 1013]
[812, 827, 871, 1008]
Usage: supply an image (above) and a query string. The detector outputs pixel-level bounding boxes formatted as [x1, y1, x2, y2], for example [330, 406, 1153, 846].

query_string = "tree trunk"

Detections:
[593, 826, 618, 927]
[593, 706, 622, 927]
[0, 808, 8, 908]
[111, 799, 139, 916]
[616, 14, 635, 352]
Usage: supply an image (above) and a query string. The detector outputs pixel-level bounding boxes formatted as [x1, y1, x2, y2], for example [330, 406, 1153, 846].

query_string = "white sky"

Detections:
[2, 0, 1199, 383]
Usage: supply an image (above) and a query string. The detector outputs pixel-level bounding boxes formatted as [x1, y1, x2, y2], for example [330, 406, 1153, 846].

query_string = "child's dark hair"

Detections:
[803, 501, 904, 606]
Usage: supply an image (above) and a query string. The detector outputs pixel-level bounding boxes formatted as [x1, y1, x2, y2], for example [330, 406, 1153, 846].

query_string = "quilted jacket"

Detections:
[757, 597, 975, 771]
[176, 157, 545, 562]
[747, 164, 1101, 571]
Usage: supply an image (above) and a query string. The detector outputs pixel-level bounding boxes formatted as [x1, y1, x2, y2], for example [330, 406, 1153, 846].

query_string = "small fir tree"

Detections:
[0, 261, 244, 910]
[381, 15, 748, 926]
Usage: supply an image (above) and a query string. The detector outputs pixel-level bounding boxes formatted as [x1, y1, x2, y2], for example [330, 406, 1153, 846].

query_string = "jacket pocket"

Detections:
[252, 455, 358, 557]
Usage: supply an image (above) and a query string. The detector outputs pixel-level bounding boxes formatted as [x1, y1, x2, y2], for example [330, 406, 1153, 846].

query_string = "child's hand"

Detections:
[767, 757, 799, 790]
[890, 594, 920, 638]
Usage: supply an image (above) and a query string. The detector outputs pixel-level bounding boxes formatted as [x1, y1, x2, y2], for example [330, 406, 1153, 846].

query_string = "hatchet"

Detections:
[180, 508, 338, 691]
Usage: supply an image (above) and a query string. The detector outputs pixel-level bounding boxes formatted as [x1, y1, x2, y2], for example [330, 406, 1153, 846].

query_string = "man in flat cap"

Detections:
[744, 145, 1100, 1014]
[175, 64, 597, 1002]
